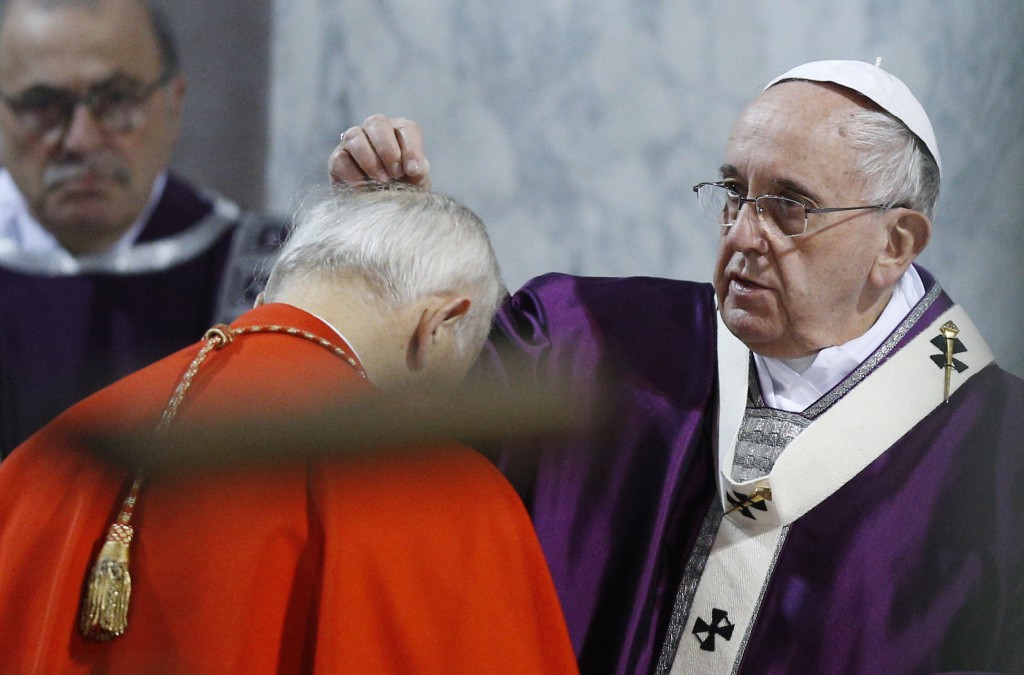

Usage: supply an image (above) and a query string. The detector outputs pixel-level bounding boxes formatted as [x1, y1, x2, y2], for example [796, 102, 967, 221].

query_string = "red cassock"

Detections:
[0, 303, 577, 674]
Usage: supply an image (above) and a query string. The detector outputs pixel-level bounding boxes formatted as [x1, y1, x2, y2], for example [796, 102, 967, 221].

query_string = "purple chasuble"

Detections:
[0, 174, 284, 457]
[478, 267, 1024, 674]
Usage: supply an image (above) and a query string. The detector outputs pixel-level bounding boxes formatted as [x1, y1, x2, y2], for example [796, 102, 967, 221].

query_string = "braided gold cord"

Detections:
[81, 321, 365, 641]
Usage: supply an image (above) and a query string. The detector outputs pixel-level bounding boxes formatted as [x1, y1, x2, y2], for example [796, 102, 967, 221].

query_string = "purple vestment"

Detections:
[0, 174, 283, 457]
[479, 267, 1024, 674]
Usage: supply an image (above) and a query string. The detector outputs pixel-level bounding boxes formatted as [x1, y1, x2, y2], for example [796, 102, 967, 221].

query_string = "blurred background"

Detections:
[171, 0, 1024, 377]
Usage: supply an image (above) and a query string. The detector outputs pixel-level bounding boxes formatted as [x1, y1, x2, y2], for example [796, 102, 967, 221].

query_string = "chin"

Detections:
[45, 207, 134, 253]
[721, 307, 785, 352]
[46, 195, 119, 222]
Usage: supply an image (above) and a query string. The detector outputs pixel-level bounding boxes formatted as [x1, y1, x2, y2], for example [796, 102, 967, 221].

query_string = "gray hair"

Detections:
[265, 183, 505, 355]
[841, 108, 941, 219]
[0, 0, 179, 75]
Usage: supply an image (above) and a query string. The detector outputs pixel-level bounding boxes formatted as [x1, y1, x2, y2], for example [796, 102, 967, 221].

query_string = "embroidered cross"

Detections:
[725, 487, 772, 520]
[930, 321, 968, 403]
[692, 608, 735, 652]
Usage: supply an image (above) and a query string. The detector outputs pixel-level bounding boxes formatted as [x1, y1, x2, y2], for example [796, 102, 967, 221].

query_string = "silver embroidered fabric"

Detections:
[730, 408, 812, 481]
[657, 404, 805, 675]
[657, 278, 944, 672]
[0, 195, 241, 275]
[655, 502, 724, 675]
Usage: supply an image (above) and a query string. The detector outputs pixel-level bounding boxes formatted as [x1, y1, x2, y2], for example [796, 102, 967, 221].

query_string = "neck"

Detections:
[270, 275, 414, 389]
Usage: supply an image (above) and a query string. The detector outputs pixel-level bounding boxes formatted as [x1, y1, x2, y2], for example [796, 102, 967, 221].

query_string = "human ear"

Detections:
[164, 76, 187, 140]
[408, 295, 472, 371]
[870, 209, 931, 288]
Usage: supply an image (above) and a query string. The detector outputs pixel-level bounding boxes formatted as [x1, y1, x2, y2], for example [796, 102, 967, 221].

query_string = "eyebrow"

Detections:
[717, 164, 823, 204]
[13, 72, 145, 97]
[718, 163, 738, 180]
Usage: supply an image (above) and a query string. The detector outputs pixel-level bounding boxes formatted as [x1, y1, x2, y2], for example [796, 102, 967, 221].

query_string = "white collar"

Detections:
[302, 307, 365, 369]
[754, 266, 926, 412]
[0, 168, 167, 257]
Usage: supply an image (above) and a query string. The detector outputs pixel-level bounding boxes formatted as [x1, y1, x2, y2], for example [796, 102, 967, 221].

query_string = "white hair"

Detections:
[264, 183, 505, 354]
[842, 108, 941, 219]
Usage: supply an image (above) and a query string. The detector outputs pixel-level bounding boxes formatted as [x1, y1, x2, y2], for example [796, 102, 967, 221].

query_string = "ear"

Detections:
[870, 209, 931, 289]
[407, 295, 472, 372]
[164, 75, 187, 139]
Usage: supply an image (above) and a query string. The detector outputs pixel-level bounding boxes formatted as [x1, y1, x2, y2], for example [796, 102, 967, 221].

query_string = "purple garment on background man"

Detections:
[478, 267, 1024, 674]
[0, 174, 284, 457]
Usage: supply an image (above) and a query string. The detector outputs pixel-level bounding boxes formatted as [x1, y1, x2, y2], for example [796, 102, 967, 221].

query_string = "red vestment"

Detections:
[0, 303, 577, 674]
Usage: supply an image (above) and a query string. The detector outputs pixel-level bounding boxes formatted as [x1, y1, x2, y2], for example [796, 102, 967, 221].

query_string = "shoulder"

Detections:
[514, 272, 714, 312]
[494, 272, 717, 365]
[500, 272, 714, 336]
[154, 175, 288, 322]
[962, 363, 1024, 432]
[141, 173, 285, 249]
[0, 344, 195, 484]
[481, 273, 719, 413]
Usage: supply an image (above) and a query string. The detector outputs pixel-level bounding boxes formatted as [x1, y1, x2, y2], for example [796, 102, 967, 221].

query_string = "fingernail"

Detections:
[391, 163, 402, 178]
[405, 160, 420, 175]
[376, 172, 391, 183]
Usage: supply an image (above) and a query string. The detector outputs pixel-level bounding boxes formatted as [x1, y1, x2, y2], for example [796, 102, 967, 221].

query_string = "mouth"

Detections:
[728, 273, 772, 294]
[49, 172, 117, 194]
[43, 158, 129, 194]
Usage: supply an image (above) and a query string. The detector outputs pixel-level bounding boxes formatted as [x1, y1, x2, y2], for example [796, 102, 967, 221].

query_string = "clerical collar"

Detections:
[0, 168, 167, 256]
[754, 266, 926, 412]
[305, 308, 366, 370]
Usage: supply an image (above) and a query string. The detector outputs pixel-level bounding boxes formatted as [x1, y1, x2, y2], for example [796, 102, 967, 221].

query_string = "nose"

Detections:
[60, 103, 106, 154]
[723, 200, 769, 254]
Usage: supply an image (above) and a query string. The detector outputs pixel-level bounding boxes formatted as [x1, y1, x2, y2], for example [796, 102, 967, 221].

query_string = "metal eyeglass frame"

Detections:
[0, 67, 176, 138]
[692, 181, 887, 238]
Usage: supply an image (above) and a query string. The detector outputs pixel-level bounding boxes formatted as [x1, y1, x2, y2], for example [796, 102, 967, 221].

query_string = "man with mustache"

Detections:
[0, 0, 280, 457]
[333, 60, 1024, 673]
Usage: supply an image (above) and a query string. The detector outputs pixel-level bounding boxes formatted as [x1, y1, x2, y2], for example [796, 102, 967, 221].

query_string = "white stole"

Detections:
[669, 305, 994, 674]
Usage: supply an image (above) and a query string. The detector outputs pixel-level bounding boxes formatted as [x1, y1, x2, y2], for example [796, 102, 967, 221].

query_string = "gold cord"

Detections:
[80, 322, 364, 640]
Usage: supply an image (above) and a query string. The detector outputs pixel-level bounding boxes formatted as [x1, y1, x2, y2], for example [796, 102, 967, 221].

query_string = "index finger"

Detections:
[392, 118, 431, 189]
[362, 114, 406, 180]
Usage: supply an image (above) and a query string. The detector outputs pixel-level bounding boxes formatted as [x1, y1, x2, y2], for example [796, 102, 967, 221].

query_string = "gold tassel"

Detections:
[80, 522, 134, 640]
[74, 324, 361, 641]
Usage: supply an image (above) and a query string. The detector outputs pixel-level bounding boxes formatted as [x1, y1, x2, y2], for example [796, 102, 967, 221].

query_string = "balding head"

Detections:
[0, 0, 178, 74]
[265, 184, 505, 391]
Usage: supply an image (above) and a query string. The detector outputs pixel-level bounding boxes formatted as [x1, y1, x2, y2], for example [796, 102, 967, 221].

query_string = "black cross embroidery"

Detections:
[725, 488, 770, 520]
[930, 331, 968, 373]
[692, 608, 735, 652]
[930, 321, 968, 403]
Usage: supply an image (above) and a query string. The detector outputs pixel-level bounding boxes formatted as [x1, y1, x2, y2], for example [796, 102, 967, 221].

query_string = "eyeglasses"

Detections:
[693, 181, 886, 238]
[0, 69, 175, 141]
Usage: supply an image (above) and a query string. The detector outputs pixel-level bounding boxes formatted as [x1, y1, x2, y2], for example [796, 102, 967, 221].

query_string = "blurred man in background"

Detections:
[0, 0, 281, 457]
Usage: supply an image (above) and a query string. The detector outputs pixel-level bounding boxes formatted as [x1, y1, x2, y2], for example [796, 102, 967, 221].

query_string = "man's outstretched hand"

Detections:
[329, 114, 431, 190]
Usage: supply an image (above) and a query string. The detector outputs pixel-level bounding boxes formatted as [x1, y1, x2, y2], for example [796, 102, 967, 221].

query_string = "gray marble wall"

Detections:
[266, 1, 1024, 377]
[166, 0, 272, 210]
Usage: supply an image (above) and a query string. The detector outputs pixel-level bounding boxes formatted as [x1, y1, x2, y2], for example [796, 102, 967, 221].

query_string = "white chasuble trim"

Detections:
[668, 518, 786, 675]
[718, 304, 993, 525]
[715, 310, 749, 481]
[669, 304, 993, 674]
[0, 194, 241, 275]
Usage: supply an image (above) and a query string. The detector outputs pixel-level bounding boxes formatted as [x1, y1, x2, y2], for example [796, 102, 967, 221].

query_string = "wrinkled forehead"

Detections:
[723, 81, 872, 195]
[0, 0, 162, 90]
[735, 80, 875, 138]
